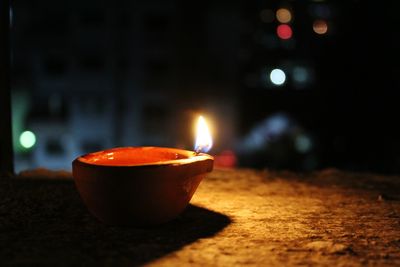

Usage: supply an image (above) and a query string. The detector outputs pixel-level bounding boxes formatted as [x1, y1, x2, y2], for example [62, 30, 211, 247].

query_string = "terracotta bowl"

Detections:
[72, 147, 214, 226]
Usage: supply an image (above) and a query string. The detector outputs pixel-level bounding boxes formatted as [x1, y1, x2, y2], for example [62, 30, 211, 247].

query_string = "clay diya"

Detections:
[72, 116, 214, 225]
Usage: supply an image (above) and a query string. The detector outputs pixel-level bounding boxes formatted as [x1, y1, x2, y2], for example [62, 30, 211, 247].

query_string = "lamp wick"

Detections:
[195, 146, 203, 155]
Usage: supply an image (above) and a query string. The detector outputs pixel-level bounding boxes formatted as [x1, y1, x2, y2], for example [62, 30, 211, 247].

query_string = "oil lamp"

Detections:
[72, 116, 214, 225]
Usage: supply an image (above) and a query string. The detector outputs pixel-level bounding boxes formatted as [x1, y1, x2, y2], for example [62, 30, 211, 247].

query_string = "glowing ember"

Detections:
[195, 116, 213, 153]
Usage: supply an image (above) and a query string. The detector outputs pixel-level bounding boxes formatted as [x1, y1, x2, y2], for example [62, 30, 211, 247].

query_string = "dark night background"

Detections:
[8, 0, 400, 174]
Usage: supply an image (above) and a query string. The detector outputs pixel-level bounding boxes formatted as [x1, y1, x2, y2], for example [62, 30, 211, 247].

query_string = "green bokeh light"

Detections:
[19, 130, 36, 149]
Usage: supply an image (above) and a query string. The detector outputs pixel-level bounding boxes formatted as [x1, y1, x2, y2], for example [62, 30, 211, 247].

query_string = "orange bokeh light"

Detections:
[276, 8, 292, 23]
[313, 20, 328, 35]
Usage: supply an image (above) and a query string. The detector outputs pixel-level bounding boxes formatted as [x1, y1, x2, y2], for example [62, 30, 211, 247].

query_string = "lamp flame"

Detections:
[195, 116, 213, 153]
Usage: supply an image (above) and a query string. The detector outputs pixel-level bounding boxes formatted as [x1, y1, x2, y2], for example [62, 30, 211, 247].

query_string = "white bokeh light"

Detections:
[270, 69, 286, 86]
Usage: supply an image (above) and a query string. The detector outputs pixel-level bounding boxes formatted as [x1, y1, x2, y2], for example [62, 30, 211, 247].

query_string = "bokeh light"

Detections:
[276, 8, 292, 23]
[241, 113, 292, 150]
[313, 20, 328, 34]
[214, 150, 237, 168]
[295, 134, 312, 153]
[277, 24, 293, 40]
[293, 67, 309, 83]
[19, 130, 36, 149]
[270, 69, 286, 86]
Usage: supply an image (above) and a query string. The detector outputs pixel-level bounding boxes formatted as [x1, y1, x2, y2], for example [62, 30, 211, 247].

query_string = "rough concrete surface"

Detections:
[1, 168, 399, 266]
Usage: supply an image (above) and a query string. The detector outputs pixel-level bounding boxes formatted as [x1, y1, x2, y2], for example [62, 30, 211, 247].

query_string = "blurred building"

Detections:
[12, 0, 240, 171]
[11, 0, 400, 173]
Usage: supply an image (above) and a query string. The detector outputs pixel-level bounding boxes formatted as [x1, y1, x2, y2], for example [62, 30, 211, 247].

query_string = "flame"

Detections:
[195, 116, 213, 153]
